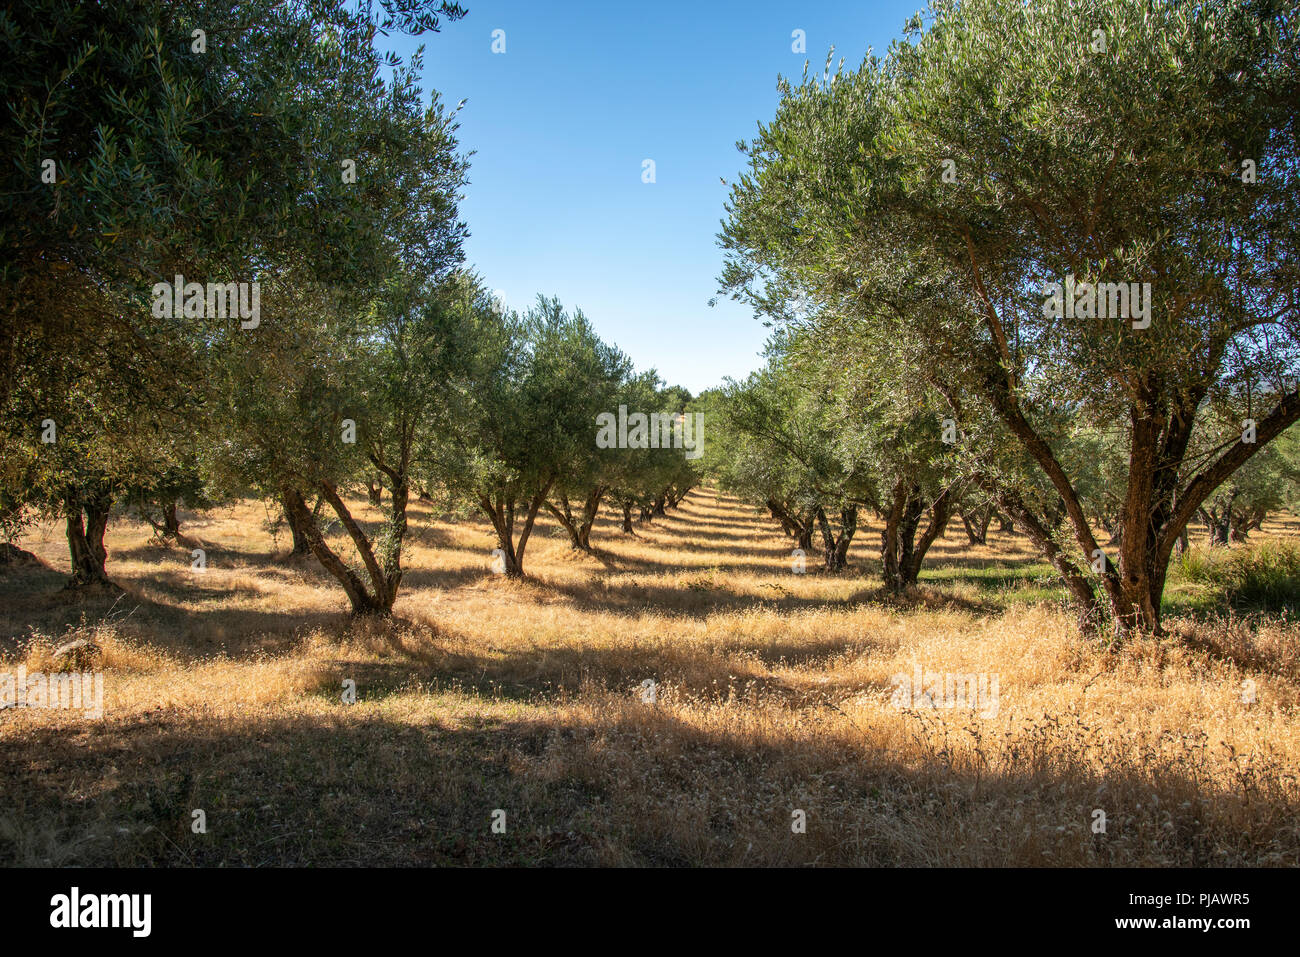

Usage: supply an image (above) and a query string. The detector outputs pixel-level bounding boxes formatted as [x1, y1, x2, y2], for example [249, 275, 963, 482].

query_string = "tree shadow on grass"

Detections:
[568, 546, 797, 579]
[0, 563, 341, 660]
[1, 664, 1289, 866]
[527, 568, 1002, 622]
[642, 513, 775, 534]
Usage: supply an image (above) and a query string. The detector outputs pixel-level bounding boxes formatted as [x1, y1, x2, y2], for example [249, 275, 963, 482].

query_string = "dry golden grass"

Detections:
[1, 489, 1298, 866]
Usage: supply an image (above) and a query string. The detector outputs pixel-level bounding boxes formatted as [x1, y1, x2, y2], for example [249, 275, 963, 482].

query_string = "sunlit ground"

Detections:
[1, 490, 1297, 865]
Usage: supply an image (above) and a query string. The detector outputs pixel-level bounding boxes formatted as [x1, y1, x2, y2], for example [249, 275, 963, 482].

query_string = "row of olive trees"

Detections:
[0, 0, 701, 616]
[705, 328, 1300, 594]
[206, 273, 700, 612]
[4, 262, 701, 616]
[703, 328, 984, 589]
[717, 0, 1300, 636]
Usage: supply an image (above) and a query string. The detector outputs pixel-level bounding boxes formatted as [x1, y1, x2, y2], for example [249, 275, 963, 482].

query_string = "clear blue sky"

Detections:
[380, 0, 919, 394]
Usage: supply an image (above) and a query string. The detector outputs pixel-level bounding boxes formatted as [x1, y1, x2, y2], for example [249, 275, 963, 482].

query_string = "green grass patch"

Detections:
[1170, 540, 1300, 614]
[921, 561, 1067, 609]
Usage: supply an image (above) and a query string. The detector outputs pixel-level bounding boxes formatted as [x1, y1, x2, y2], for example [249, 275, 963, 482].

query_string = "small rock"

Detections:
[52, 638, 102, 672]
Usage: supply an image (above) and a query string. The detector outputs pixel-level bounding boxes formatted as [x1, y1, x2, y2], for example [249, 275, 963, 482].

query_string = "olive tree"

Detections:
[438, 296, 628, 578]
[721, 0, 1300, 635]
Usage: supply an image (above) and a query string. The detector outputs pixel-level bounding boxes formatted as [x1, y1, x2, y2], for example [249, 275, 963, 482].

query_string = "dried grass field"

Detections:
[2, 489, 1298, 866]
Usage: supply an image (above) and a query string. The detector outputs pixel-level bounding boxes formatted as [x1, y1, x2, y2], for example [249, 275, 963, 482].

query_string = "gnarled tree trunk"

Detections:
[1200, 504, 1232, 547]
[479, 478, 555, 578]
[64, 486, 113, 588]
[161, 501, 180, 539]
[767, 499, 817, 553]
[281, 489, 312, 557]
[986, 482, 1101, 634]
[816, 505, 857, 572]
[881, 482, 953, 592]
[283, 483, 405, 616]
[546, 487, 604, 552]
[959, 503, 993, 545]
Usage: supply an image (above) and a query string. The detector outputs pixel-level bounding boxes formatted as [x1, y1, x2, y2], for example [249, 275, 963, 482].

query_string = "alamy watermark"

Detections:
[50, 887, 150, 937]
[1, 666, 104, 719]
[596, 406, 704, 460]
[151, 275, 261, 329]
[1042, 275, 1151, 329]
[889, 664, 999, 718]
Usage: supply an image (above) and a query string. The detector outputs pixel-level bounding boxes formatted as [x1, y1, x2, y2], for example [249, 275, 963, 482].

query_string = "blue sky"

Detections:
[380, 0, 919, 394]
